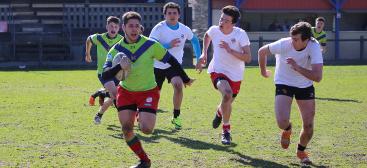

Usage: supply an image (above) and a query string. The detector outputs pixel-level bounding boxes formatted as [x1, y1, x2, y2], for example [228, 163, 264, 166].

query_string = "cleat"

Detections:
[297, 151, 312, 164]
[280, 129, 292, 149]
[94, 114, 102, 125]
[130, 160, 151, 168]
[89, 96, 95, 106]
[171, 117, 182, 130]
[221, 131, 231, 145]
[212, 114, 222, 129]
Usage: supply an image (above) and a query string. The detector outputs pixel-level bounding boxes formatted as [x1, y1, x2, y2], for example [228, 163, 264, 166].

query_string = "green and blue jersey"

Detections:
[311, 27, 327, 47]
[90, 33, 123, 74]
[104, 35, 171, 91]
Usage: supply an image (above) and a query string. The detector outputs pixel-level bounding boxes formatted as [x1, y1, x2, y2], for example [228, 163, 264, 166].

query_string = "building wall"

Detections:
[343, 0, 367, 10]
[190, 0, 209, 38]
[240, 0, 332, 10]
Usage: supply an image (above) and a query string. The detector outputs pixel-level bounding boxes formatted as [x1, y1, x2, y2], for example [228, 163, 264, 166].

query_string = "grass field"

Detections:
[0, 66, 366, 167]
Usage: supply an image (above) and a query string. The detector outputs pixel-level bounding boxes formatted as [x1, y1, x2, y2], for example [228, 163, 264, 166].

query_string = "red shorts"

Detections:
[116, 86, 160, 114]
[210, 72, 242, 95]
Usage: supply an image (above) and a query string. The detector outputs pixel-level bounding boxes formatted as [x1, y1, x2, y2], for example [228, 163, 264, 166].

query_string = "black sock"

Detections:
[91, 90, 102, 98]
[297, 144, 306, 151]
[285, 123, 292, 131]
[105, 92, 110, 98]
[97, 113, 103, 117]
[173, 109, 180, 118]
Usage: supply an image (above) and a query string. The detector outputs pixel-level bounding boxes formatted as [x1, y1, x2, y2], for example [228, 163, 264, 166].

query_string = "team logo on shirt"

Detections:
[231, 38, 236, 43]
[107, 54, 113, 61]
[131, 55, 137, 61]
[181, 34, 184, 39]
[310, 92, 314, 98]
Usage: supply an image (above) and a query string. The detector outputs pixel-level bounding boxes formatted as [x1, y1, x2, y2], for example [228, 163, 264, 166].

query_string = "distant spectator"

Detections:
[0, 21, 7, 32]
[281, 20, 291, 32]
[268, 20, 282, 31]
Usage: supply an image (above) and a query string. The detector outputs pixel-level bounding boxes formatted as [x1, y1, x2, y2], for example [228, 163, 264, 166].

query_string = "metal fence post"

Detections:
[39, 33, 43, 66]
[360, 36, 364, 60]
[259, 36, 263, 49]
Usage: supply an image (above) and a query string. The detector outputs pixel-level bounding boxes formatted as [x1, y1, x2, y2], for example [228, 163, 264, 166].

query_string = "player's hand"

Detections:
[119, 56, 131, 70]
[85, 54, 92, 63]
[261, 69, 272, 78]
[321, 46, 327, 54]
[286, 57, 300, 71]
[169, 38, 181, 48]
[219, 40, 231, 53]
[195, 54, 207, 74]
[184, 78, 196, 87]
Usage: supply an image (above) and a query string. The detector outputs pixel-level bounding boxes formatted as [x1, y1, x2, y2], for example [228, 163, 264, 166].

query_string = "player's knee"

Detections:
[277, 120, 290, 129]
[172, 80, 183, 91]
[121, 124, 133, 134]
[222, 90, 233, 102]
[173, 83, 183, 93]
[140, 127, 154, 134]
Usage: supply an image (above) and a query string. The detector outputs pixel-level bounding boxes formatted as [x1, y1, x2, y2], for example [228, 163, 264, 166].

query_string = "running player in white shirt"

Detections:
[258, 22, 323, 164]
[149, 2, 201, 130]
[196, 5, 251, 145]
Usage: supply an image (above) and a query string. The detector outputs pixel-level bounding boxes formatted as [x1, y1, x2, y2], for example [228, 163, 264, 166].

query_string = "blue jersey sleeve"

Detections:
[190, 34, 201, 62]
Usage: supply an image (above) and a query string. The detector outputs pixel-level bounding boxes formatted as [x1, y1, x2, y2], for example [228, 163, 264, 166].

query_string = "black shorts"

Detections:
[275, 84, 315, 100]
[154, 67, 180, 90]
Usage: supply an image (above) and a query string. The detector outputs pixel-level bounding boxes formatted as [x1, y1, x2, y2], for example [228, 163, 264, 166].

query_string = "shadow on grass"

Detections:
[139, 129, 289, 167]
[316, 97, 362, 103]
[106, 127, 328, 167]
[107, 125, 178, 142]
[162, 136, 288, 167]
[157, 108, 169, 113]
[107, 125, 123, 139]
[290, 163, 328, 168]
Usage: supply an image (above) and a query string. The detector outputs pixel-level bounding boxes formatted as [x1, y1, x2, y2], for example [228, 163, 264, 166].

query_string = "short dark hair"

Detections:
[122, 11, 141, 25]
[290, 22, 312, 41]
[222, 5, 241, 24]
[163, 2, 180, 14]
[106, 16, 120, 25]
[316, 16, 325, 22]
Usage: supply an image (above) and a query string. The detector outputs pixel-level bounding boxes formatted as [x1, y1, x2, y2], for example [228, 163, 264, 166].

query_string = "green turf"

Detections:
[0, 66, 366, 167]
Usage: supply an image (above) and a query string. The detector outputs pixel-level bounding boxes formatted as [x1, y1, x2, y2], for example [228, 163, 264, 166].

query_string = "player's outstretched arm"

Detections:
[196, 33, 211, 73]
[166, 56, 193, 86]
[190, 34, 202, 64]
[85, 37, 93, 63]
[258, 45, 272, 78]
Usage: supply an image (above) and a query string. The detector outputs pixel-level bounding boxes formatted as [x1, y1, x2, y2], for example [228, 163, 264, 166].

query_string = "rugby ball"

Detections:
[112, 52, 131, 81]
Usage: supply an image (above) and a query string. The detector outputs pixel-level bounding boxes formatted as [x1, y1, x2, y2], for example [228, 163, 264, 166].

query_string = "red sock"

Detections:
[216, 108, 222, 117]
[127, 136, 150, 162]
[222, 123, 230, 133]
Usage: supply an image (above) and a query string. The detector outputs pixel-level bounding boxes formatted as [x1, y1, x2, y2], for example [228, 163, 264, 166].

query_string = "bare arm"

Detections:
[286, 58, 323, 82]
[85, 37, 93, 63]
[195, 32, 211, 73]
[258, 44, 272, 78]
[221, 42, 251, 63]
